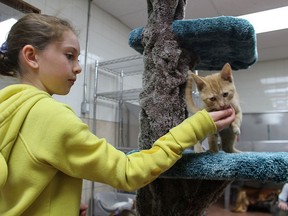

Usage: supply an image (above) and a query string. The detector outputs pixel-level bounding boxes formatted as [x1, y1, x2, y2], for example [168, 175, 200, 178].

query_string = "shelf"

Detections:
[97, 88, 142, 102]
[98, 54, 144, 77]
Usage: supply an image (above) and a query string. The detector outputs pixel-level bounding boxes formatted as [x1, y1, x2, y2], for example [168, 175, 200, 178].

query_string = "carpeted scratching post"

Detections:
[135, 0, 198, 215]
[130, 0, 258, 215]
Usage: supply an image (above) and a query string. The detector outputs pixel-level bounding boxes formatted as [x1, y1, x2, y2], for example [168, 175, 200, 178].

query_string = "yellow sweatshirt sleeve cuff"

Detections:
[168, 109, 217, 150]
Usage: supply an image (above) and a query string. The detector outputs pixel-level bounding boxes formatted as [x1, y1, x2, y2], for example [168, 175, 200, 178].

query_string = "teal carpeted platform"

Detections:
[161, 151, 288, 183]
[128, 16, 258, 70]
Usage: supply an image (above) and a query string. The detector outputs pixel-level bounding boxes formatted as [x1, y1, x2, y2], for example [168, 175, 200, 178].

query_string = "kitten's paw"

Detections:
[232, 148, 242, 153]
[194, 142, 205, 153]
[207, 149, 219, 153]
[232, 123, 241, 135]
[195, 149, 205, 153]
[223, 148, 241, 153]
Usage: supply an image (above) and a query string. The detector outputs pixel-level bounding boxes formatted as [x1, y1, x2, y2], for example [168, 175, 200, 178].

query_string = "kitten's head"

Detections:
[192, 63, 236, 111]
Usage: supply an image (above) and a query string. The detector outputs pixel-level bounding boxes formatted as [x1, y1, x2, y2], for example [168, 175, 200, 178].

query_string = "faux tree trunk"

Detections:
[136, 0, 231, 215]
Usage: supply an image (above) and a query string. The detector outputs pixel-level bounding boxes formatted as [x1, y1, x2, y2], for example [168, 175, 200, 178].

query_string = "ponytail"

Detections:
[0, 41, 17, 77]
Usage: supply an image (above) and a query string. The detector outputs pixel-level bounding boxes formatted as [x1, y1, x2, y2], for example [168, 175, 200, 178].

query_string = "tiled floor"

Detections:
[206, 201, 272, 216]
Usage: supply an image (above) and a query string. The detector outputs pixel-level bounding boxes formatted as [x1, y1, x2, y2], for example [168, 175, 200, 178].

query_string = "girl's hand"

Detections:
[79, 203, 88, 216]
[208, 108, 235, 132]
[278, 201, 288, 211]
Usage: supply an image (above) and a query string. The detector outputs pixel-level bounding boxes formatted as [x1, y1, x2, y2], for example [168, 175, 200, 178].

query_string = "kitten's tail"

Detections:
[185, 70, 201, 114]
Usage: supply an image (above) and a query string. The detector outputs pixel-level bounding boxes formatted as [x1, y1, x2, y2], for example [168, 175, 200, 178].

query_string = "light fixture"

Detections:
[239, 6, 288, 34]
[260, 76, 288, 85]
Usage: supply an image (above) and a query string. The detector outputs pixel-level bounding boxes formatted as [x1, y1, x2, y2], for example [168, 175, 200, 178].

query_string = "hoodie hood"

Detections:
[0, 84, 50, 189]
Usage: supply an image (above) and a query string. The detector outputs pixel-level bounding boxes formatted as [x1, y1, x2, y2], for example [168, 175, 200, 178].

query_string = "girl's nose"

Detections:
[74, 62, 82, 74]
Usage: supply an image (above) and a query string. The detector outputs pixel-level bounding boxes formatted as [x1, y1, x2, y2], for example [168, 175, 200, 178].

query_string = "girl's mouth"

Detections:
[69, 79, 76, 85]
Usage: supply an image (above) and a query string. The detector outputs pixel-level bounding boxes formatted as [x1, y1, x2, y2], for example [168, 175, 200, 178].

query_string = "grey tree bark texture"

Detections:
[136, 0, 232, 215]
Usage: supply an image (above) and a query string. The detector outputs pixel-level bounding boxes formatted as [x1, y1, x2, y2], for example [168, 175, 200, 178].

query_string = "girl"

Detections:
[0, 13, 235, 215]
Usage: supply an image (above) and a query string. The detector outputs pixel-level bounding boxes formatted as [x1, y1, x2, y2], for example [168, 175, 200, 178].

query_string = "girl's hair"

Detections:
[0, 13, 77, 77]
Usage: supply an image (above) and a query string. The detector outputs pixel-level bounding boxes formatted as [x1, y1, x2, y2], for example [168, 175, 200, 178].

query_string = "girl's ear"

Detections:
[21, 45, 39, 69]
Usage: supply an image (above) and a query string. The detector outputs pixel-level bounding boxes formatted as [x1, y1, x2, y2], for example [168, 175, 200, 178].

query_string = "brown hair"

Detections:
[0, 13, 77, 77]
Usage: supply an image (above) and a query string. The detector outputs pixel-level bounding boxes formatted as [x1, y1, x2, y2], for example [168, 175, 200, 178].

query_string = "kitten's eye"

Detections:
[210, 97, 216, 101]
[223, 92, 229, 97]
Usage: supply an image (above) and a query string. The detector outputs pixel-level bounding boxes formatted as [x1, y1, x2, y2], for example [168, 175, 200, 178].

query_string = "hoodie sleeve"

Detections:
[23, 98, 216, 191]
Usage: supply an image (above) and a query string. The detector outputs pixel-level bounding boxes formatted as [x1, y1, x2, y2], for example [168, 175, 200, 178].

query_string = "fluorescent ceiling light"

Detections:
[0, 18, 17, 45]
[239, 6, 288, 34]
[260, 76, 288, 85]
[265, 87, 288, 94]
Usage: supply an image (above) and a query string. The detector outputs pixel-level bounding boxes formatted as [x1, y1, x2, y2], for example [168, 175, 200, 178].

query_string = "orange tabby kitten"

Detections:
[185, 63, 242, 153]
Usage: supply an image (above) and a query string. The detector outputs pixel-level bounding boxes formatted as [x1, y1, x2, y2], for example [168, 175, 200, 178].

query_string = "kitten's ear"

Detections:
[191, 73, 206, 91]
[221, 63, 233, 82]
[187, 70, 193, 76]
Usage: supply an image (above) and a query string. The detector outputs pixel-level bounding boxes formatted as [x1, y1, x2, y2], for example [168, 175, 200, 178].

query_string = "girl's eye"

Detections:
[223, 92, 229, 97]
[66, 53, 74, 60]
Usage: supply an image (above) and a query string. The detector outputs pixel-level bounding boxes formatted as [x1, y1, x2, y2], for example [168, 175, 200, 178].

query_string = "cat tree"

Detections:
[128, 0, 287, 215]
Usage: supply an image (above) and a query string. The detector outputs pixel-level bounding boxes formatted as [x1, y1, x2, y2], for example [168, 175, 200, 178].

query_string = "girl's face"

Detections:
[35, 30, 81, 95]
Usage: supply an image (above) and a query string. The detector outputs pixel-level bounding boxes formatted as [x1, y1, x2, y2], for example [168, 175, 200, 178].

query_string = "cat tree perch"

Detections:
[129, 16, 258, 70]
[161, 151, 288, 183]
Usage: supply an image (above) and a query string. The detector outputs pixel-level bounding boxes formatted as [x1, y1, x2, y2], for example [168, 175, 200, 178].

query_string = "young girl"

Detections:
[0, 13, 235, 216]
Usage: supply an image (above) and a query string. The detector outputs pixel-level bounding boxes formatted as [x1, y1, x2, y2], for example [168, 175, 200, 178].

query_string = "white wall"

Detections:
[235, 59, 288, 113]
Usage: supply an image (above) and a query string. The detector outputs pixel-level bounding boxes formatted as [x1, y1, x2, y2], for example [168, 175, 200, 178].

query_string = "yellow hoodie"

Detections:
[0, 84, 216, 216]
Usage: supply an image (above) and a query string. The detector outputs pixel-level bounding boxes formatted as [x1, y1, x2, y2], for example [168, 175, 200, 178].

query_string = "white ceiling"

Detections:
[92, 0, 288, 62]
